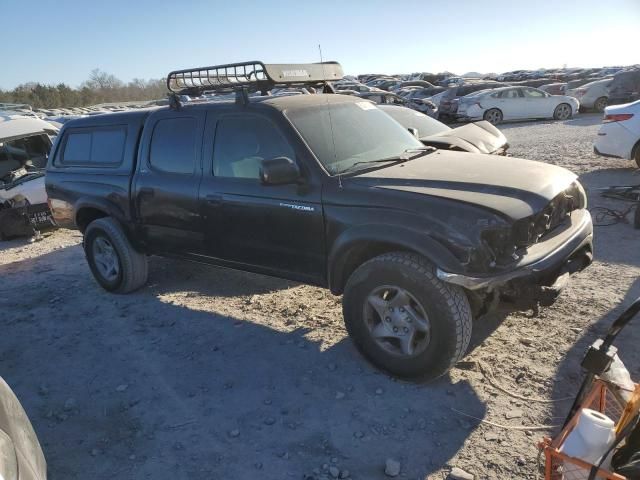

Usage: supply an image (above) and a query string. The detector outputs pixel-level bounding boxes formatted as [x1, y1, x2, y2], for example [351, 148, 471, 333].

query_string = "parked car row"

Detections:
[354, 65, 640, 122]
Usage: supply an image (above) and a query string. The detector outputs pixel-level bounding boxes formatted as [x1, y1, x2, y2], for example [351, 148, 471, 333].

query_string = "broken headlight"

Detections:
[481, 226, 520, 267]
[567, 181, 587, 210]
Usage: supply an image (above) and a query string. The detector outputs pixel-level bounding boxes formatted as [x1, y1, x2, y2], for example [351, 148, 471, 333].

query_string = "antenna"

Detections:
[318, 44, 341, 188]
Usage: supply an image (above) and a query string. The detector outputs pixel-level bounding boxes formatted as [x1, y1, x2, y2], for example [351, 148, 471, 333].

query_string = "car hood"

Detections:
[0, 378, 47, 480]
[420, 120, 508, 154]
[355, 150, 577, 220]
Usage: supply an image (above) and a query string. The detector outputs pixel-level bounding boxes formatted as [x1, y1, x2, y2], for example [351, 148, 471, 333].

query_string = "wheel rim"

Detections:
[486, 110, 501, 124]
[596, 98, 606, 111]
[92, 236, 120, 281]
[557, 104, 571, 120]
[363, 285, 432, 357]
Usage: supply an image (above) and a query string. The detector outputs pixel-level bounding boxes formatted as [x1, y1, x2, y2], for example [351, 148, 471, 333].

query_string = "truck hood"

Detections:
[420, 120, 508, 154]
[355, 150, 577, 220]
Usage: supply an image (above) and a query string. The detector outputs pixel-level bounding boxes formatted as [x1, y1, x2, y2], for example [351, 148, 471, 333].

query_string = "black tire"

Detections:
[342, 252, 472, 380]
[84, 217, 148, 293]
[633, 142, 640, 169]
[483, 108, 503, 125]
[553, 103, 573, 120]
[594, 96, 607, 113]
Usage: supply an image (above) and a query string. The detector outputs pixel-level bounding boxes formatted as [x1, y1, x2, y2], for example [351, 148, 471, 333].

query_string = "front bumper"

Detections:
[436, 210, 593, 294]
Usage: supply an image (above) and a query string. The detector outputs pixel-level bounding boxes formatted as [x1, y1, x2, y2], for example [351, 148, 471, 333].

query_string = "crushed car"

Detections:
[378, 104, 509, 155]
[0, 112, 58, 240]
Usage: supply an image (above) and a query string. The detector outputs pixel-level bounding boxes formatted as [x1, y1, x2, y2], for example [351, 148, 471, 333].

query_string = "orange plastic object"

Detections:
[539, 380, 633, 480]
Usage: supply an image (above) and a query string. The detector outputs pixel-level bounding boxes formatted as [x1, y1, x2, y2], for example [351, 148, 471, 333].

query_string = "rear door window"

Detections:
[149, 117, 197, 174]
[62, 127, 126, 166]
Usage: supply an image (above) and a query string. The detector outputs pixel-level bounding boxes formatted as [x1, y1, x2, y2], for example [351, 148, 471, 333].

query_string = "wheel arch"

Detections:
[75, 198, 127, 232]
[74, 198, 144, 251]
[327, 225, 463, 295]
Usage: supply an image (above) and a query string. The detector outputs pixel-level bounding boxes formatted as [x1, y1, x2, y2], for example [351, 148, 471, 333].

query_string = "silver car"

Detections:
[566, 78, 612, 112]
[0, 377, 46, 480]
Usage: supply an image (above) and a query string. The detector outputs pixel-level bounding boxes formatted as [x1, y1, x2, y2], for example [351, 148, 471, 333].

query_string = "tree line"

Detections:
[0, 69, 167, 109]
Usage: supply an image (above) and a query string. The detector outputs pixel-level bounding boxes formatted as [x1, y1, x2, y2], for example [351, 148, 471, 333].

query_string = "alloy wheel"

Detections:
[92, 236, 120, 282]
[556, 104, 572, 120]
[363, 285, 431, 357]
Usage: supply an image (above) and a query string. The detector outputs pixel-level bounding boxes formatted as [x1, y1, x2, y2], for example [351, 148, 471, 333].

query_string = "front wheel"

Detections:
[342, 252, 472, 380]
[483, 108, 503, 125]
[84, 217, 148, 293]
[554, 103, 573, 120]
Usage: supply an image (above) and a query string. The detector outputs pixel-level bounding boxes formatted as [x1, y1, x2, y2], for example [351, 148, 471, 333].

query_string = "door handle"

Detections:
[140, 187, 154, 197]
[204, 194, 223, 206]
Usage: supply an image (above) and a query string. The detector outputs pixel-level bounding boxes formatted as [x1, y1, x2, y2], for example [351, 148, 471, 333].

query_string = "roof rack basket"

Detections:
[166, 61, 343, 97]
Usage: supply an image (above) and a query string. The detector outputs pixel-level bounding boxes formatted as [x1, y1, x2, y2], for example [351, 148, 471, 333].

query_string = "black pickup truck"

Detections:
[46, 61, 593, 379]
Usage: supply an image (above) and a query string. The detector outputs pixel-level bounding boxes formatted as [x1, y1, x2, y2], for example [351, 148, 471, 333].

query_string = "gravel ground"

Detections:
[2, 113, 640, 480]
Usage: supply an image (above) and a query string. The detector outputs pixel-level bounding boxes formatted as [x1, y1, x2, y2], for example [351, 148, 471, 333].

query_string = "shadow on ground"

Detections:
[497, 113, 602, 130]
[0, 244, 487, 480]
[551, 166, 640, 436]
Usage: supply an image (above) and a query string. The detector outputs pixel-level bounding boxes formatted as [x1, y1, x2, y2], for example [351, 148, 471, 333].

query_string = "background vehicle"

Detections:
[0, 111, 58, 238]
[333, 82, 380, 93]
[46, 61, 593, 380]
[379, 104, 508, 155]
[457, 86, 579, 125]
[0, 376, 47, 480]
[437, 81, 505, 121]
[566, 78, 612, 112]
[608, 70, 640, 106]
[539, 83, 567, 95]
[354, 91, 438, 117]
[594, 99, 640, 167]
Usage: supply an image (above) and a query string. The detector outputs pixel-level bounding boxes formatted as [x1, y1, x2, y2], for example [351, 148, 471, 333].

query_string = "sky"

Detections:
[1, 0, 639, 89]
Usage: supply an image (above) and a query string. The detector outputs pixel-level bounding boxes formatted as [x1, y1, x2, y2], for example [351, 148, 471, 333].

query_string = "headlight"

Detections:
[568, 180, 587, 209]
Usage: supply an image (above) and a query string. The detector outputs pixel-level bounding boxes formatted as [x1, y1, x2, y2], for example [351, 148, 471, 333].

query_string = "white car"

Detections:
[456, 86, 580, 125]
[594, 100, 640, 167]
[0, 112, 58, 238]
[566, 78, 612, 112]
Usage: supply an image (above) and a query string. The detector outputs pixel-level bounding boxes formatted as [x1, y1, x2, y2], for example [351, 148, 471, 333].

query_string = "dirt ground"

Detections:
[2, 113, 640, 480]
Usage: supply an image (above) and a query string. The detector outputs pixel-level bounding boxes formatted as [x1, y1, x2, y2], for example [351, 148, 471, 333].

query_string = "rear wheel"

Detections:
[634, 142, 640, 169]
[594, 96, 607, 113]
[342, 252, 472, 380]
[84, 217, 148, 293]
[483, 108, 503, 125]
[553, 103, 573, 120]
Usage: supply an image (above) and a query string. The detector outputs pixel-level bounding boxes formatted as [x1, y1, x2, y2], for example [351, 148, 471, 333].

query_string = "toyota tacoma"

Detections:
[45, 61, 593, 379]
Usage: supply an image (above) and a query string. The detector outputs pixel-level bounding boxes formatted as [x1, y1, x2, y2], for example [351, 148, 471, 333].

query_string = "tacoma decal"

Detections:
[279, 202, 315, 212]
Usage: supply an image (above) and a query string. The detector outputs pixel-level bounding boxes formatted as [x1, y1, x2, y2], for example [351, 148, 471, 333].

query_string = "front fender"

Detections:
[327, 224, 465, 294]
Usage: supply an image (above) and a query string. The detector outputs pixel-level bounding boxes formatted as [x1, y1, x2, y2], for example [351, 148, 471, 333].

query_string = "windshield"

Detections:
[381, 106, 450, 137]
[286, 100, 424, 175]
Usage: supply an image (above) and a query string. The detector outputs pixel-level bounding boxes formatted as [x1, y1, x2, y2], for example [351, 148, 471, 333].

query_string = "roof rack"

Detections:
[166, 60, 343, 97]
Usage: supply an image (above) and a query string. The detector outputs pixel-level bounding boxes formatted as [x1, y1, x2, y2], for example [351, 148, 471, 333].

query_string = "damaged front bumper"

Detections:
[436, 210, 593, 305]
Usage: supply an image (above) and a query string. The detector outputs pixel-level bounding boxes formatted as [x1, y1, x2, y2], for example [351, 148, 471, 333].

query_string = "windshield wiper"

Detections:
[338, 147, 435, 175]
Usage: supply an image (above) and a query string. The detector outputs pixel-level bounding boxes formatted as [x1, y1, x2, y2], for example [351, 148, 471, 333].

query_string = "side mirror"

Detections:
[407, 127, 419, 138]
[260, 157, 300, 185]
